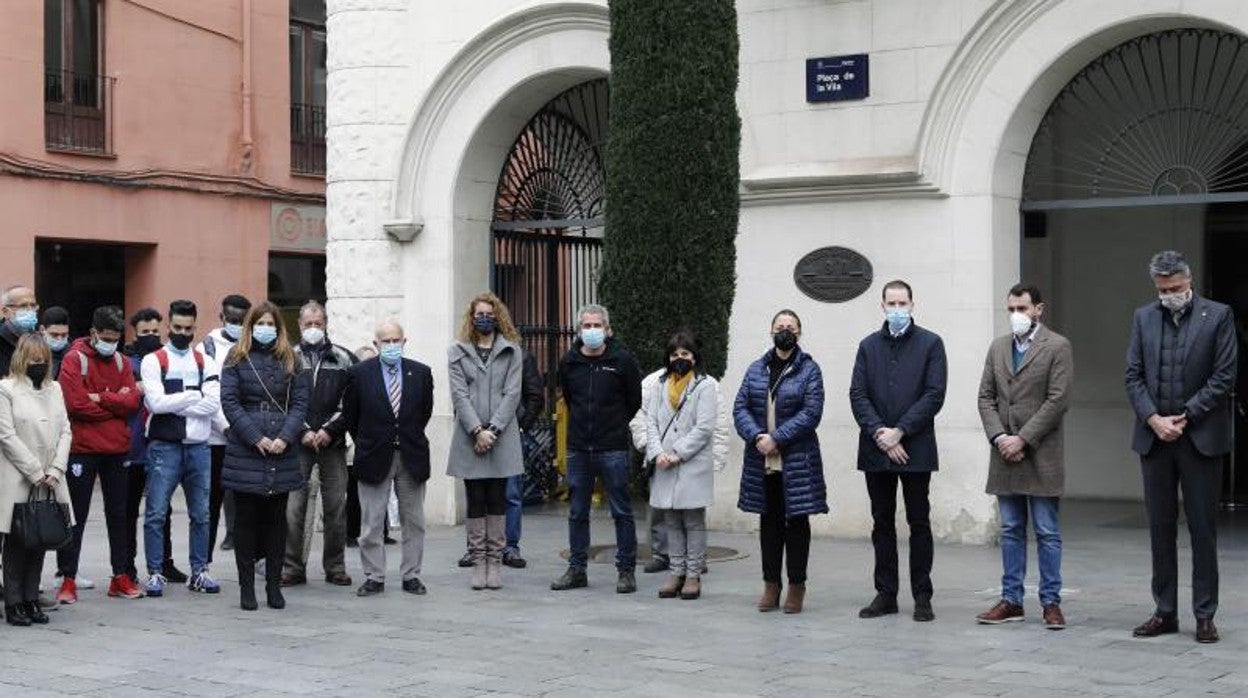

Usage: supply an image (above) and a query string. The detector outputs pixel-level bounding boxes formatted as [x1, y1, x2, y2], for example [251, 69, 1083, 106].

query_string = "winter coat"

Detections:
[0, 377, 73, 534]
[0, 321, 20, 378]
[978, 327, 1074, 497]
[446, 337, 524, 480]
[295, 340, 356, 445]
[200, 328, 238, 446]
[632, 368, 732, 471]
[558, 338, 643, 452]
[57, 337, 141, 455]
[849, 322, 947, 472]
[219, 347, 310, 496]
[646, 373, 719, 510]
[517, 352, 545, 431]
[735, 347, 828, 518]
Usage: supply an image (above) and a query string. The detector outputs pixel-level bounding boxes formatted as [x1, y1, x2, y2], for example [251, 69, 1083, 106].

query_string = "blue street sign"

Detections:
[806, 54, 869, 103]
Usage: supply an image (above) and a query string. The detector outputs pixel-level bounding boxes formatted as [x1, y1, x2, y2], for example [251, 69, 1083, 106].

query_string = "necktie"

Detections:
[388, 367, 402, 417]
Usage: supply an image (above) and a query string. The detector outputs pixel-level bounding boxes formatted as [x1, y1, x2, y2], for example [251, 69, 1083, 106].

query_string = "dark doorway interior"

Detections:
[35, 240, 126, 340]
[1205, 203, 1248, 506]
[268, 252, 326, 334]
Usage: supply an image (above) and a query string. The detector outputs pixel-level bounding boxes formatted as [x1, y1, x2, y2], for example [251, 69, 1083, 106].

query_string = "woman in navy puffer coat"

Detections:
[734, 309, 826, 614]
[220, 300, 309, 611]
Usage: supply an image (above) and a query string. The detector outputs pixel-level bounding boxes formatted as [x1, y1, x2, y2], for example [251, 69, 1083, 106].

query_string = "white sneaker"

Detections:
[54, 573, 95, 590]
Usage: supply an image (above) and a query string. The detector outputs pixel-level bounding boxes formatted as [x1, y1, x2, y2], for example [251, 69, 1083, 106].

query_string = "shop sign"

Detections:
[270, 204, 326, 252]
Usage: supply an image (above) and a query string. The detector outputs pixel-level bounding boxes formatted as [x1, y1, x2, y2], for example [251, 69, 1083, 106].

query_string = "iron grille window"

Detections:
[290, 0, 326, 175]
[44, 0, 113, 155]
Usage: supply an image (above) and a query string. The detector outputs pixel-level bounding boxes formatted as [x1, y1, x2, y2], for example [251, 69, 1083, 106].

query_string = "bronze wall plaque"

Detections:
[794, 246, 873, 303]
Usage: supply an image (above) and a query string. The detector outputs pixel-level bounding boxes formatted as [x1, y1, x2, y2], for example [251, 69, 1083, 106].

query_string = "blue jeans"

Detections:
[998, 495, 1062, 606]
[145, 441, 211, 576]
[504, 474, 522, 553]
[567, 450, 636, 571]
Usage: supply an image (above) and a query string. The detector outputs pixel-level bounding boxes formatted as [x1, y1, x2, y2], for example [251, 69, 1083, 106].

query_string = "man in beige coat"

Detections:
[975, 284, 1073, 630]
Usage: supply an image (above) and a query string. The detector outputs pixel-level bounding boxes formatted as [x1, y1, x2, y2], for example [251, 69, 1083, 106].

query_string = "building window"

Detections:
[290, 0, 326, 175]
[44, 0, 113, 155]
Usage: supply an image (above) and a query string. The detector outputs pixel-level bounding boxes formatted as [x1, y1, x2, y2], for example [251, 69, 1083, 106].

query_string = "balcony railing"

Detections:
[291, 102, 326, 175]
[44, 70, 114, 155]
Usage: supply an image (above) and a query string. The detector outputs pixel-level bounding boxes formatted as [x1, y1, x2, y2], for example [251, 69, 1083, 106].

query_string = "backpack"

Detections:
[77, 350, 126, 376]
[146, 348, 206, 442]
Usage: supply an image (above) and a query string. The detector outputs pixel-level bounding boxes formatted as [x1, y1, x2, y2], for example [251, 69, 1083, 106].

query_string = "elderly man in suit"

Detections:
[336, 320, 434, 598]
[975, 284, 1073, 630]
[1125, 250, 1236, 644]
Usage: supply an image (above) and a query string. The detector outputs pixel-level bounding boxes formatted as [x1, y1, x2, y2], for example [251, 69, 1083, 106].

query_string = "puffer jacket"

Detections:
[57, 337, 141, 455]
[734, 347, 828, 518]
[219, 346, 310, 496]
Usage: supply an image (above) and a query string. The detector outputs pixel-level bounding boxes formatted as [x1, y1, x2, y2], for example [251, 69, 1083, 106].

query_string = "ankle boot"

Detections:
[467, 517, 487, 590]
[757, 582, 781, 612]
[266, 582, 286, 609]
[23, 601, 49, 624]
[238, 557, 258, 610]
[485, 515, 505, 590]
[658, 575, 685, 599]
[5, 604, 31, 627]
[783, 583, 806, 614]
[265, 555, 285, 609]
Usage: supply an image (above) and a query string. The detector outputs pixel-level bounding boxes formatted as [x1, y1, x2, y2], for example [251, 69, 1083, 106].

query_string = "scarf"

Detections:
[667, 371, 693, 409]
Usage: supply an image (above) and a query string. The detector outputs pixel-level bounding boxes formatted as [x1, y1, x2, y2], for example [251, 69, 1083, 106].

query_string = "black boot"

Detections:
[239, 559, 258, 611]
[266, 552, 285, 609]
[23, 601, 49, 624]
[266, 582, 285, 610]
[5, 604, 31, 627]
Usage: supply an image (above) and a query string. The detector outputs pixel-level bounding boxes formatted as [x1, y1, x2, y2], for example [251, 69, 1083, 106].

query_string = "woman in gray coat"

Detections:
[645, 331, 718, 600]
[447, 292, 523, 590]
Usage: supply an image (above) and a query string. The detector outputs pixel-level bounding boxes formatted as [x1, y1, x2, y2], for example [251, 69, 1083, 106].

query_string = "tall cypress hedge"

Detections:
[600, 0, 740, 378]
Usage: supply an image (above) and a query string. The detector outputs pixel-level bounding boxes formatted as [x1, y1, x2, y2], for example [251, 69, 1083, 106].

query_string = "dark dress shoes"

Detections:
[458, 551, 475, 568]
[326, 572, 353, 586]
[859, 593, 899, 619]
[23, 602, 49, 624]
[356, 580, 385, 597]
[1132, 615, 1179, 637]
[5, 605, 31, 627]
[913, 597, 935, 623]
[1196, 618, 1219, 644]
[402, 577, 427, 595]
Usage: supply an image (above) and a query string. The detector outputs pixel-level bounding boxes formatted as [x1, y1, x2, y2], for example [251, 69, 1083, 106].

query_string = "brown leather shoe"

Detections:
[679, 577, 701, 600]
[782, 583, 806, 614]
[1196, 618, 1219, 644]
[1132, 615, 1179, 638]
[976, 600, 1024, 624]
[657, 575, 685, 599]
[757, 582, 781, 612]
[279, 573, 306, 587]
[1042, 604, 1065, 630]
[325, 571, 353, 586]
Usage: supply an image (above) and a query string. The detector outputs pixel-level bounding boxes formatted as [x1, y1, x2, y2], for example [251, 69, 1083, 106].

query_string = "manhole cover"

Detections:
[561, 545, 745, 564]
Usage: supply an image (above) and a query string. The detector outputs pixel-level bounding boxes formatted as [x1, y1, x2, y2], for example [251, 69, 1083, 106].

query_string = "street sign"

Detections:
[806, 54, 869, 103]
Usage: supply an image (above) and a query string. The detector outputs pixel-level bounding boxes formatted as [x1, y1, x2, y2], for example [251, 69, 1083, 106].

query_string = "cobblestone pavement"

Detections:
[0, 499, 1244, 697]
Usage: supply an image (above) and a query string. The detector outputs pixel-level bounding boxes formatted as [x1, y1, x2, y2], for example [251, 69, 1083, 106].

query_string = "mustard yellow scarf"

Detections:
[667, 371, 693, 409]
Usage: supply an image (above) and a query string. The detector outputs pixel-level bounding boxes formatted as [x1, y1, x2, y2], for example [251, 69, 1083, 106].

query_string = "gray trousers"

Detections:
[284, 445, 349, 577]
[358, 454, 425, 583]
[648, 504, 668, 557]
[661, 508, 707, 578]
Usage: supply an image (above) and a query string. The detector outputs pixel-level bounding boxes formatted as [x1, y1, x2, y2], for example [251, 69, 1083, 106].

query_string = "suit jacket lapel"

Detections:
[1147, 305, 1163, 386]
[1014, 332, 1049, 376]
[1183, 295, 1210, 352]
[399, 359, 416, 418]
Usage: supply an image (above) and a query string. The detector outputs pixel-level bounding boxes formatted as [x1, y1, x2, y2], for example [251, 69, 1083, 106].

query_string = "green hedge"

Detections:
[600, 0, 740, 378]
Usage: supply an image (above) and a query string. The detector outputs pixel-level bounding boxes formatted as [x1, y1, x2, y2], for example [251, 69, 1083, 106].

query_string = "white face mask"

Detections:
[1159, 288, 1191, 312]
[301, 327, 325, 345]
[1010, 312, 1034, 337]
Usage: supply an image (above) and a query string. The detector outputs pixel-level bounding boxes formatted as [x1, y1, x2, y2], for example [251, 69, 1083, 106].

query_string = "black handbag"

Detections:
[11, 486, 73, 551]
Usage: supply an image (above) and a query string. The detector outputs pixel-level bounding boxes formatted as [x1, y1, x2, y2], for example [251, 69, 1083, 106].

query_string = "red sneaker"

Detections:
[56, 576, 78, 605]
[107, 573, 144, 599]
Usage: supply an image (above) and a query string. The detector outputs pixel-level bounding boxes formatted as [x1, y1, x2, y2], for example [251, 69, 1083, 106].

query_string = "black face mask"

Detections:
[135, 334, 163, 356]
[169, 333, 193, 351]
[772, 329, 798, 352]
[668, 358, 694, 377]
[26, 364, 48, 388]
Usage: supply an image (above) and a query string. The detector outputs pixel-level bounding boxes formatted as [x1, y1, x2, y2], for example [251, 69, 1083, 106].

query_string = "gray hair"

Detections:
[298, 300, 326, 321]
[577, 303, 610, 327]
[0, 285, 32, 308]
[374, 320, 405, 339]
[1149, 250, 1191, 278]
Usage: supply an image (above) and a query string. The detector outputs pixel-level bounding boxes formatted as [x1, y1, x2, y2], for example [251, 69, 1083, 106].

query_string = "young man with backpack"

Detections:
[201, 295, 249, 555]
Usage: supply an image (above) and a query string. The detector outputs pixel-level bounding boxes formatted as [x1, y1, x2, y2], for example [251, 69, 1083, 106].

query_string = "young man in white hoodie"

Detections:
[200, 294, 250, 557]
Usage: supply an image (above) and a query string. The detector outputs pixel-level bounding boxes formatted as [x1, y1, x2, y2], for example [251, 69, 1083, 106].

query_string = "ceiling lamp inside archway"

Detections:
[1024, 29, 1248, 206]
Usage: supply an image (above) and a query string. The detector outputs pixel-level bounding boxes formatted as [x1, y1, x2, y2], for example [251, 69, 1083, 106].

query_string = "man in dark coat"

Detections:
[1125, 250, 1236, 644]
[850, 279, 947, 623]
[0, 285, 39, 377]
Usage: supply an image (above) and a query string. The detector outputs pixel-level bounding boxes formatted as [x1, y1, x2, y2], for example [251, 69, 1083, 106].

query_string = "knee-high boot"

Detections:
[485, 515, 505, 590]
[466, 517, 487, 590]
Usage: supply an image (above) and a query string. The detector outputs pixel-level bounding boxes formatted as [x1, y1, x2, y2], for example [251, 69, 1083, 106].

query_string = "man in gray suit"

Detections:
[1125, 250, 1236, 644]
[976, 284, 1073, 630]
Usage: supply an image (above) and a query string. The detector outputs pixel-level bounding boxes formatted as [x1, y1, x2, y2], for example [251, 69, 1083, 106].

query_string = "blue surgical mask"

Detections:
[45, 335, 68, 353]
[94, 340, 118, 357]
[223, 323, 243, 341]
[581, 328, 606, 349]
[379, 343, 403, 365]
[472, 316, 497, 335]
[886, 307, 911, 333]
[13, 309, 38, 333]
[252, 325, 277, 345]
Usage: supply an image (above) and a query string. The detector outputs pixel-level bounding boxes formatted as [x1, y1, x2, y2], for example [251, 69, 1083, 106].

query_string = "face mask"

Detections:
[379, 343, 403, 365]
[45, 335, 68, 353]
[168, 333, 192, 352]
[223, 323, 243, 341]
[581, 328, 606, 350]
[1010, 312, 1034, 337]
[252, 325, 277, 345]
[473, 317, 497, 335]
[1159, 289, 1191, 312]
[301, 327, 325, 345]
[886, 307, 911, 333]
[772, 329, 797, 352]
[25, 364, 48, 388]
[13, 309, 38, 333]
[94, 339, 118, 357]
[668, 358, 694, 377]
[135, 335, 163, 355]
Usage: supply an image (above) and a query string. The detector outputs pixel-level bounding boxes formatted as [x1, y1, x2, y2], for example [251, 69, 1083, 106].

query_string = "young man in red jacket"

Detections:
[56, 306, 144, 602]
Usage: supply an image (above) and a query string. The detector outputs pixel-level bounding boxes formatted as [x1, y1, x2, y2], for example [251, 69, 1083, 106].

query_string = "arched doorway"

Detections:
[1021, 28, 1248, 503]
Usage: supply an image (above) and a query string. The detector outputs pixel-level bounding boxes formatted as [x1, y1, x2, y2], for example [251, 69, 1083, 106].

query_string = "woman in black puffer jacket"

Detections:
[220, 300, 309, 611]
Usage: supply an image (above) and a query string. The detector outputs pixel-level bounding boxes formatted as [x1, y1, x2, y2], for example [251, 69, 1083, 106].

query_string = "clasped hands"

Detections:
[255, 437, 289, 455]
[1147, 413, 1187, 443]
[654, 452, 682, 470]
[874, 427, 909, 465]
[994, 434, 1027, 463]
[300, 429, 333, 452]
[474, 427, 498, 454]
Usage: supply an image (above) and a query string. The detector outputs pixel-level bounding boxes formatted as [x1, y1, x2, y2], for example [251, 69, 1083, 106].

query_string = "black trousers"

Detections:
[759, 473, 810, 584]
[865, 470, 933, 599]
[208, 445, 235, 562]
[233, 491, 289, 587]
[124, 462, 173, 577]
[2, 533, 44, 605]
[465, 478, 507, 518]
[347, 467, 361, 539]
[58, 453, 130, 577]
[1141, 435, 1222, 620]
